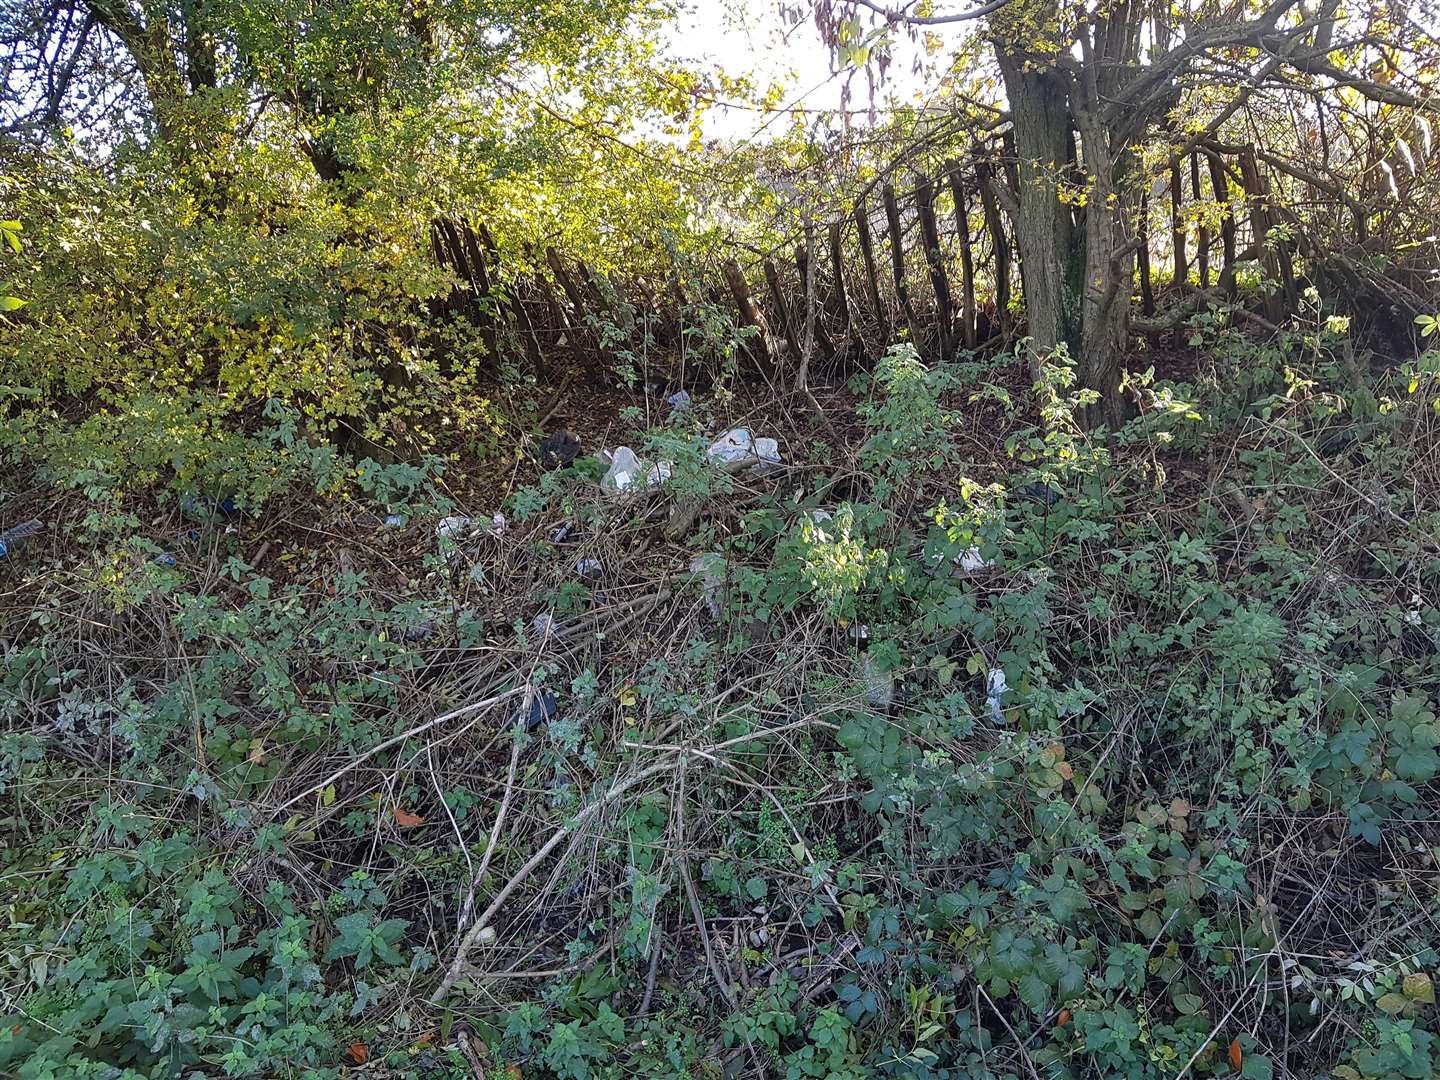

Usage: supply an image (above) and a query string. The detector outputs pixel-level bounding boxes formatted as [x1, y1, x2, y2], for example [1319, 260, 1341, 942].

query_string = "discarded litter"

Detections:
[575, 557, 603, 578]
[0, 518, 43, 559]
[862, 655, 894, 708]
[851, 624, 894, 708]
[600, 446, 671, 493]
[182, 494, 239, 520]
[689, 553, 728, 617]
[532, 613, 558, 639]
[705, 427, 784, 471]
[801, 509, 835, 542]
[986, 668, 1009, 724]
[601, 447, 644, 492]
[383, 513, 406, 528]
[155, 553, 178, 568]
[707, 427, 755, 464]
[955, 546, 995, 573]
[754, 437, 784, 475]
[667, 389, 693, 412]
[548, 522, 572, 543]
[1019, 482, 1061, 507]
[437, 515, 473, 540]
[539, 430, 582, 469]
[523, 690, 559, 732]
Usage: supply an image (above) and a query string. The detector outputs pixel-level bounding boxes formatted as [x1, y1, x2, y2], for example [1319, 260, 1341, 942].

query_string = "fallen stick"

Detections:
[458, 727, 523, 931]
[266, 686, 524, 818]
[430, 757, 680, 1004]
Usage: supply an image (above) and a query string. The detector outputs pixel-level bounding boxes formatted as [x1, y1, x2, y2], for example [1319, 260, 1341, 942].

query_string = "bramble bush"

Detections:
[2, 321, 1439, 1079]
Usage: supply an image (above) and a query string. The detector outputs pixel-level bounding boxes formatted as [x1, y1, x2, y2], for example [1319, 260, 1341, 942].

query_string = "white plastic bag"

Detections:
[986, 668, 1009, 724]
[707, 428, 755, 463]
[601, 447, 644, 492]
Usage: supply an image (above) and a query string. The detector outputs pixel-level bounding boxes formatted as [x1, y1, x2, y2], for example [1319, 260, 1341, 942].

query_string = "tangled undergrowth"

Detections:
[2, 328, 1440, 1080]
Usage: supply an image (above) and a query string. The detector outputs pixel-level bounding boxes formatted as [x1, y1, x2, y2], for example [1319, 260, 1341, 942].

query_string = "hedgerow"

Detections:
[2, 327, 1437, 1079]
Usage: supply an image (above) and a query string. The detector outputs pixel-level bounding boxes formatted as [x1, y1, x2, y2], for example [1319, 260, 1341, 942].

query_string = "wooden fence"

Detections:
[428, 137, 1435, 385]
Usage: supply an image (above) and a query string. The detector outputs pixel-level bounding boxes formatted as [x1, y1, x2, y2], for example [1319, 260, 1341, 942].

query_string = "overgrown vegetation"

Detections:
[3, 1, 1439, 1078]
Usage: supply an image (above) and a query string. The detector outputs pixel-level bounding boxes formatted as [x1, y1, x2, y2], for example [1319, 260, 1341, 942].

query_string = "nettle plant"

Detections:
[780, 351, 1438, 1077]
[857, 342, 964, 504]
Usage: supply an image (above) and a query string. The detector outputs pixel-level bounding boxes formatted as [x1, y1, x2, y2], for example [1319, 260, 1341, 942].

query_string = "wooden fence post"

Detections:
[476, 222, 546, 378]
[1138, 192, 1156, 318]
[916, 172, 954, 359]
[827, 220, 853, 345]
[945, 159, 978, 350]
[545, 246, 604, 375]
[852, 197, 890, 348]
[1190, 153, 1210, 290]
[973, 155, 1011, 328]
[1205, 150, 1238, 296]
[458, 223, 501, 365]
[1170, 159, 1188, 289]
[763, 256, 800, 361]
[882, 182, 922, 346]
[794, 239, 836, 359]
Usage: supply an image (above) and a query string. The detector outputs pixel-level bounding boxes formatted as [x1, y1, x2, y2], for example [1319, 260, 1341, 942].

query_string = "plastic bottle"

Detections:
[0, 519, 42, 558]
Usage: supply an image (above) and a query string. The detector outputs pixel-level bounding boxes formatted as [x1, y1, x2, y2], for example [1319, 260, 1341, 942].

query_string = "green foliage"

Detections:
[3, 7, 1439, 1074]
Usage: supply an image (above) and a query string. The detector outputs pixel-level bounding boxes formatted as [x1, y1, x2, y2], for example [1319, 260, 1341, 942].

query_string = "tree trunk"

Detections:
[1170, 160, 1188, 288]
[1078, 154, 1136, 429]
[973, 153, 1011, 332]
[1237, 148, 1284, 323]
[995, 55, 1080, 378]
